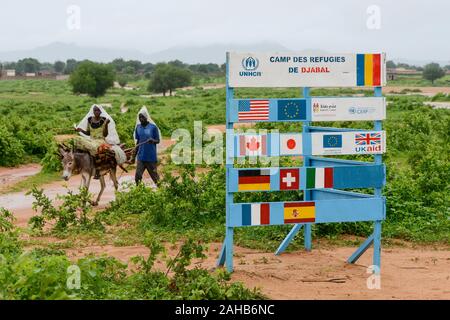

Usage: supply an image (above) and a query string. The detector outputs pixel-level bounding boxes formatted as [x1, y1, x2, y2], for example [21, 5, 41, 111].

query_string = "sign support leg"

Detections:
[275, 224, 303, 255]
[304, 224, 312, 251]
[225, 227, 234, 272]
[373, 220, 382, 273]
[347, 234, 374, 264]
[217, 240, 226, 266]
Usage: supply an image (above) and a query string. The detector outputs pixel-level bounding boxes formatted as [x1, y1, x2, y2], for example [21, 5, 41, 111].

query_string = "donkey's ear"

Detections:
[58, 144, 68, 158]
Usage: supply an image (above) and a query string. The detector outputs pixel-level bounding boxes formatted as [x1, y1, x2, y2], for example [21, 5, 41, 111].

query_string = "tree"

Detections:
[123, 66, 136, 74]
[168, 59, 187, 69]
[110, 58, 127, 72]
[117, 75, 128, 88]
[148, 63, 192, 96]
[189, 63, 221, 74]
[64, 59, 78, 74]
[422, 63, 445, 84]
[386, 60, 396, 69]
[54, 61, 66, 73]
[126, 60, 142, 73]
[69, 61, 115, 97]
[143, 63, 154, 73]
[16, 58, 41, 74]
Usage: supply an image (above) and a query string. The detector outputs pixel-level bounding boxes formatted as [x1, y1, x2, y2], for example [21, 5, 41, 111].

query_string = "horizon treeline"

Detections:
[0, 58, 226, 77]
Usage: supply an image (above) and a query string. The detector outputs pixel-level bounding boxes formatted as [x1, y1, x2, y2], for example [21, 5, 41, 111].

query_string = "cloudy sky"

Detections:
[0, 0, 448, 60]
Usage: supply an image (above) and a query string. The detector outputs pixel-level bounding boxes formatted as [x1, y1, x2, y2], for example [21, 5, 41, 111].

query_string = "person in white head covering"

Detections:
[132, 106, 160, 186]
[76, 104, 120, 145]
[134, 106, 161, 144]
[73, 104, 121, 179]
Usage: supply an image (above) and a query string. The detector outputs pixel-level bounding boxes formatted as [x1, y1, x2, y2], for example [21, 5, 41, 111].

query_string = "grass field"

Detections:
[387, 74, 450, 87]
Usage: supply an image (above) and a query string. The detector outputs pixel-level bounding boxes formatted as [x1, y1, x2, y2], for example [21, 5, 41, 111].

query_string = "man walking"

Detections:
[133, 112, 160, 186]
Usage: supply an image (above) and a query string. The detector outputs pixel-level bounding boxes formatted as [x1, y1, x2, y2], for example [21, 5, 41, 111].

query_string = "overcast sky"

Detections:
[0, 0, 448, 60]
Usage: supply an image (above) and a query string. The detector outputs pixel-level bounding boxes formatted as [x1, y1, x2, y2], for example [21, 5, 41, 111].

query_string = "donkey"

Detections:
[59, 146, 119, 206]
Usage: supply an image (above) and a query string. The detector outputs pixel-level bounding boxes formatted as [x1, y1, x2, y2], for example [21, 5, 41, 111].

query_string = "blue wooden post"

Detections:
[373, 86, 383, 273]
[217, 53, 235, 272]
[347, 86, 383, 272]
[303, 87, 312, 251]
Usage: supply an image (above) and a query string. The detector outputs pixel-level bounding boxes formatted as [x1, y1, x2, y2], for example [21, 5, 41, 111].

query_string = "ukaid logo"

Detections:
[354, 132, 382, 153]
[240, 56, 262, 77]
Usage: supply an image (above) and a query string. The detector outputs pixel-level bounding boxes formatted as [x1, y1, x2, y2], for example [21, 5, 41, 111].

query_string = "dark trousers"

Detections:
[135, 160, 159, 186]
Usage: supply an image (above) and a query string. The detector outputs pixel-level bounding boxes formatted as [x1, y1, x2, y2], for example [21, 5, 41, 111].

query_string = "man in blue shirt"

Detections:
[133, 113, 160, 186]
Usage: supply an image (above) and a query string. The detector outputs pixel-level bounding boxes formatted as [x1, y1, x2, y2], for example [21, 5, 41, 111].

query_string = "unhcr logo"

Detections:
[240, 56, 262, 77]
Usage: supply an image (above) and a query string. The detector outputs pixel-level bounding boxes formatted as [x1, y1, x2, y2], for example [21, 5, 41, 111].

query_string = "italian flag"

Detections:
[306, 167, 333, 189]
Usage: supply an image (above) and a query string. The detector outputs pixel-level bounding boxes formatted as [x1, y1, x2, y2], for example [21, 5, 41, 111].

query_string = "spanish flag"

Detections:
[284, 202, 315, 224]
[357, 53, 382, 86]
[238, 169, 271, 191]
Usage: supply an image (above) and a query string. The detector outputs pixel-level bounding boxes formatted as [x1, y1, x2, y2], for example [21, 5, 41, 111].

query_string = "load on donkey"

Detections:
[58, 104, 132, 206]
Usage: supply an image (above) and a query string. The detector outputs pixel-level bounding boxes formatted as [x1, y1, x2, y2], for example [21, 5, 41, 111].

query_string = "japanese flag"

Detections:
[280, 134, 302, 155]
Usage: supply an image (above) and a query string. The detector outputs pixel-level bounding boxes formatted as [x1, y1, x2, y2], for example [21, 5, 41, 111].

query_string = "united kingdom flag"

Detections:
[355, 132, 381, 145]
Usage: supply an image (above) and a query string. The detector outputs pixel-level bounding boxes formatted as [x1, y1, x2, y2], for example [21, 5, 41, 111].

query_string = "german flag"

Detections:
[284, 202, 315, 224]
[357, 53, 382, 86]
[238, 169, 271, 191]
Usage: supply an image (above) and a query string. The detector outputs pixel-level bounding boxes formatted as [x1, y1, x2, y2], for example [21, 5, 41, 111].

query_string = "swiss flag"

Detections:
[280, 168, 300, 190]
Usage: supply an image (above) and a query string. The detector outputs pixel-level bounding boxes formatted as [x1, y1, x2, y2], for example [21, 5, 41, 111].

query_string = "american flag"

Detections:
[355, 132, 381, 145]
[238, 100, 269, 121]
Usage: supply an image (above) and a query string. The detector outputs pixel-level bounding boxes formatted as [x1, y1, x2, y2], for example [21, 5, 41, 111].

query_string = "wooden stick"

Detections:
[300, 277, 347, 283]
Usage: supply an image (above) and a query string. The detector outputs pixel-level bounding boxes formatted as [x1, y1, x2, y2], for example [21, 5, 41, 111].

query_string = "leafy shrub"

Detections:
[0, 221, 264, 300]
[0, 124, 25, 166]
[28, 187, 104, 234]
[0, 208, 21, 258]
[40, 141, 63, 173]
[105, 165, 226, 230]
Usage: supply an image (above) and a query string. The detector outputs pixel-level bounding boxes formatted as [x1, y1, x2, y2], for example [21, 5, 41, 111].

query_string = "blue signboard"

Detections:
[218, 52, 386, 274]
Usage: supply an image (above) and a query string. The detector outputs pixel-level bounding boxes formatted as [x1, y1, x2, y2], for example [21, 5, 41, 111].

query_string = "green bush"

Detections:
[0, 124, 25, 166]
[40, 142, 63, 173]
[0, 222, 264, 300]
[28, 187, 104, 234]
[105, 165, 226, 230]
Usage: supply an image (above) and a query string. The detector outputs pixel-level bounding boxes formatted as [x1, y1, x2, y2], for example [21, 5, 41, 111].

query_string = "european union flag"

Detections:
[277, 99, 306, 121]
[323, 134, 342, 148]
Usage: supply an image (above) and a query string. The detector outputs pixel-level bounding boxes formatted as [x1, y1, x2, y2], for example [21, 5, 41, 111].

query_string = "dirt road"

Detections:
[0, 138, 176, 227]
[66, 241, 450, 300]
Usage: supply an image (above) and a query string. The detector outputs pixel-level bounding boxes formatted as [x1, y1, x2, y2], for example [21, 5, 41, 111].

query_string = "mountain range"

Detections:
[0, 42, 447, 66]
[0, 42, 289, 64]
